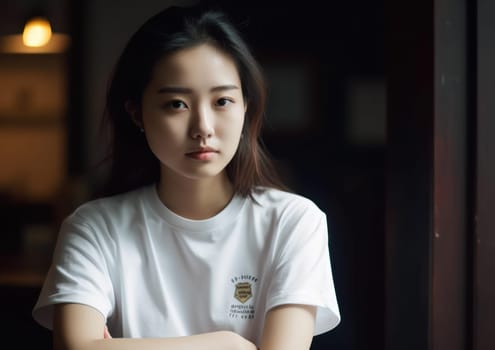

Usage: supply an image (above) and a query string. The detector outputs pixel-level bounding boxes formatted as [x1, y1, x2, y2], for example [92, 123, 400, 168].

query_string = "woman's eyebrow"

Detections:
[157, 85, 240, 94]
[210, 84, 240, 92]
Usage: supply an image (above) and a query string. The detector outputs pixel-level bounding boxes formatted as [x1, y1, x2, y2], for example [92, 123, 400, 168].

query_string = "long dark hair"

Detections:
[96, 3, 286, 198]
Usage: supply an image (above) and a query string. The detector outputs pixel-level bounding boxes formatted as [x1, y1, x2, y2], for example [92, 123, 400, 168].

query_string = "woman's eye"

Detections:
[216, 98, 233, 107]
[167, 100, 187, 109]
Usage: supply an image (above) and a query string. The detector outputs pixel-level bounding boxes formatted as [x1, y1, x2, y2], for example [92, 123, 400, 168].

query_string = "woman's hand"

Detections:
[103, 326, 112, 339]
[55, 303, 259, 350]
[227, 331, 258, 350]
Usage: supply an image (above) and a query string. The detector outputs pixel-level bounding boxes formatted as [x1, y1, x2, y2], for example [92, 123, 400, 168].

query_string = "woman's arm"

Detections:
[53, 303, 257, 350]
[259, 304, 317, 350]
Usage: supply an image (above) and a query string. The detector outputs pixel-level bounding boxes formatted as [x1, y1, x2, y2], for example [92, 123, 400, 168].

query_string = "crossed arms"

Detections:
[53, 302, 316, 350]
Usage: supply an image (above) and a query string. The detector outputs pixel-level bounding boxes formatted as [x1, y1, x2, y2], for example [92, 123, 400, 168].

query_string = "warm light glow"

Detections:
[22, 17, 52, 47]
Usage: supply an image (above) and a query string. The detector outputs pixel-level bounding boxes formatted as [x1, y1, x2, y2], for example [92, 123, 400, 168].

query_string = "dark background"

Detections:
[0, 1, 385, 349]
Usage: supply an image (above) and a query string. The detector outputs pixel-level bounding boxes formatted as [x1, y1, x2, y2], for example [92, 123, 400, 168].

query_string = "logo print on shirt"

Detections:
[234, 282, 252, 303]
[229, 274, 258, 320]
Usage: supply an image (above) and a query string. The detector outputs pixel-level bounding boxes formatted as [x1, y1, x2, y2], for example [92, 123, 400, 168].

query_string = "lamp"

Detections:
[22, 16, 52, 47]
[0, 13, 70, 54]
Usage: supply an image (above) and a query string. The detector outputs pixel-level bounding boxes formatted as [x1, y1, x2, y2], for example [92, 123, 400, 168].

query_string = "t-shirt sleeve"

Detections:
[265, 199, 341, 335]
[32, 211, 115, 330]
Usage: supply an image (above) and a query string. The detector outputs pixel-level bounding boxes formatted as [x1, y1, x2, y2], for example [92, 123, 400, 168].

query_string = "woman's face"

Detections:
[139, 43, 246, 183]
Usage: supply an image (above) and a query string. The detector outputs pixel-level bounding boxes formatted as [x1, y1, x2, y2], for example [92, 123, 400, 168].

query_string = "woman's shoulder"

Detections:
[67, 185, 152, 224]
[250, 186, 323, 215]
[249, 187, 328, 240]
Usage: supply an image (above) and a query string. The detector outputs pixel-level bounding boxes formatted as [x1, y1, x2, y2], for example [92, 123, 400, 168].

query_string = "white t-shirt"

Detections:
[33, 185, 340, 344]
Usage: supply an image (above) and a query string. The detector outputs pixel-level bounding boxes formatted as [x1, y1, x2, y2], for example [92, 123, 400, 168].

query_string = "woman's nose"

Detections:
[190, 105, 214, 140]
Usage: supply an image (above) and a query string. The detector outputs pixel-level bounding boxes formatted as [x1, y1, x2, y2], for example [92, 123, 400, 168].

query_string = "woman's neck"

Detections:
[156, 172, 234, 220]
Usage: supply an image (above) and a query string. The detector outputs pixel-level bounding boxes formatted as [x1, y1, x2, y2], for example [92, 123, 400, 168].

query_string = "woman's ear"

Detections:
[125, 100, 143, 129]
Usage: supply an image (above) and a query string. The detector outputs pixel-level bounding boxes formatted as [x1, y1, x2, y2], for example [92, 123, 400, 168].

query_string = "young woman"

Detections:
[32, 4, 340, 350]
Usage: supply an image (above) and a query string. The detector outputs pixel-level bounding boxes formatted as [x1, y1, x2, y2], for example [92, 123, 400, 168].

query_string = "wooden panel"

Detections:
[432, 0, 468, 349]
[475, 1, 495, 349]
[386, 1, 472, 349]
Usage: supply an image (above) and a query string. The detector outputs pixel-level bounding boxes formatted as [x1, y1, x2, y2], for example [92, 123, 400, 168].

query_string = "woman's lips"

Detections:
[185, 148, 218, 161]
